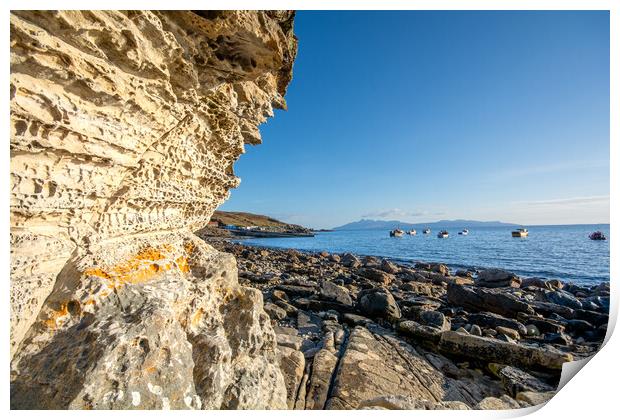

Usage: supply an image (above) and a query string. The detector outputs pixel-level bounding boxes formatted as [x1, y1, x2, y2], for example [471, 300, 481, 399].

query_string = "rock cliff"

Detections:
[10, 10, 297, 409]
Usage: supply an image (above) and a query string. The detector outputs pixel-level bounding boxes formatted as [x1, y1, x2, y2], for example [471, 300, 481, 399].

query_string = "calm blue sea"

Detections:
[233, 225, 610, 285]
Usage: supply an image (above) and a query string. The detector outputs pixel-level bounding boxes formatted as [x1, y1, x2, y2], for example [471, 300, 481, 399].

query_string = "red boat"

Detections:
[589, 231, 607, 240]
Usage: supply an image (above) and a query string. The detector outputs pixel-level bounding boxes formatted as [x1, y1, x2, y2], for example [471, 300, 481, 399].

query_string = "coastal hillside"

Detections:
[211, 211, 309, 231]
[334, 219, 520, 230]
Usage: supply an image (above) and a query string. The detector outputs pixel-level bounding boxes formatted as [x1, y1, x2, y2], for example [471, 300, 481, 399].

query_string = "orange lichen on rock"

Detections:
[44, 303, 69, 329]
[84, 244, 192, 290]
[191, 307, 204, 327]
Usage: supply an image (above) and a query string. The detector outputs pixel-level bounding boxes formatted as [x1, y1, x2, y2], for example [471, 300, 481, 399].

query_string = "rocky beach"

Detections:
[201, 235, 609, 409]
[8, 10, 610, 411]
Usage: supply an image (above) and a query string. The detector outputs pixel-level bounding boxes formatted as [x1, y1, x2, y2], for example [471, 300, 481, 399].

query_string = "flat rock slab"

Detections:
[325, 326, 478, 409]
[439, 331, 573, 371]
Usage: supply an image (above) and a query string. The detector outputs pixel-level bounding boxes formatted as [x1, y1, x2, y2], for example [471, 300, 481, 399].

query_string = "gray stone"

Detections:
[358, 288, 401, 320]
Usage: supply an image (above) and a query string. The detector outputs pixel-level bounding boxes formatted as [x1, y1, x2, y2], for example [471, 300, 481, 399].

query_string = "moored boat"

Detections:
[589, 231, 607, 240]
[512, 228, 528, 237]
[458, 229, 469, 235]
[423, 228, 431, 234]
[390, 229, 404, 237]
[437, 230, 449, 238]
[407, 229, 417, 235]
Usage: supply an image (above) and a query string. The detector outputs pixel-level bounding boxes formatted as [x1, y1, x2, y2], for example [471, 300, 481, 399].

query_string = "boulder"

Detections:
[358, 288, 402, 320]
[475, 269, 521, 288]
[420, 310, 451, 331]
[320, 280, 353, 306]
[341, 253, 362, 269]
[380, 259, 400, 274]
[447, 283, 534, 318]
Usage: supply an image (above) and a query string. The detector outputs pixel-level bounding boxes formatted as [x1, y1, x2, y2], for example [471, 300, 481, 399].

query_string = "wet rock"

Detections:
[476, 269, 521, 288]
[358, 288, 401, 320]
[438, 331, 573, 371]
[566, 319, 595, 334]
[447, 283, 534, 318]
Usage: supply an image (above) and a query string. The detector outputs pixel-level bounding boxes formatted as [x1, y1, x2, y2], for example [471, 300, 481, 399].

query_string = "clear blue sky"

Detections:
[219, 11, 610, 229]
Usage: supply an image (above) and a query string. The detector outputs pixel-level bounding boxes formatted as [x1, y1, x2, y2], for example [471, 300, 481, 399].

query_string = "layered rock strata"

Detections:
[10, 10, 297, 409]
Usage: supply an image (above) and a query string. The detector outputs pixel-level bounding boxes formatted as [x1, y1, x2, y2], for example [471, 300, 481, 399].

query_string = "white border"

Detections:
[2, 2, 617, 419]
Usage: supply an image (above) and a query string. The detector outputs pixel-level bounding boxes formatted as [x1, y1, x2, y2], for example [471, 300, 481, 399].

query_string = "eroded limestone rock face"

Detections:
[10, 10, 297, 409]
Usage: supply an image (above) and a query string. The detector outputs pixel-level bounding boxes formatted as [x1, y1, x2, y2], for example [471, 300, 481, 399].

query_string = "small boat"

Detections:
[512, 228, 528, 238]
[437, 230, 449, 238]
[423, 228, 431, 234]
[390, 229, 404, 237]
[458, 229, 469, 236]
[407, 229, 417, 235]
[589, 231, 607, 240]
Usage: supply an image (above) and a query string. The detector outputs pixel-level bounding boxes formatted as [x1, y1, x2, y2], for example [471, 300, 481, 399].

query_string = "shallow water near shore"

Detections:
[233, 224, 610, 285]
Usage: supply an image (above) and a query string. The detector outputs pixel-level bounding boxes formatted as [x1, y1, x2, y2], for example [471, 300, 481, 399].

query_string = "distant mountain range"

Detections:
[333, 219, 520, 230]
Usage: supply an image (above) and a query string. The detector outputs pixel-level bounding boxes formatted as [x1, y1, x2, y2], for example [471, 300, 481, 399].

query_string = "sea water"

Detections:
[233, 224, 610, 285]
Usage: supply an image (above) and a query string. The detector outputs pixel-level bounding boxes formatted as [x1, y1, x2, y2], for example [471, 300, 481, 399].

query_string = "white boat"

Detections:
[437, 230, 449, 238]
[423, 228, 431, 234]
[458, 229, 469, 235]
[390, 229, 404, 237]
[407, 229, 417, 235]
[512, 228, 528, 238]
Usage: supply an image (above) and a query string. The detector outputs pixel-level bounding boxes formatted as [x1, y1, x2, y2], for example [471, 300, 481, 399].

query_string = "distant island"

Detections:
[333, 219, 520, 231]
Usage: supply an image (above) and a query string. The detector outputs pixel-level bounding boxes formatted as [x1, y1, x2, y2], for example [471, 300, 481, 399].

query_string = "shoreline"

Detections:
[206, 233, 610, 286]
[202, 236, 609, 409]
